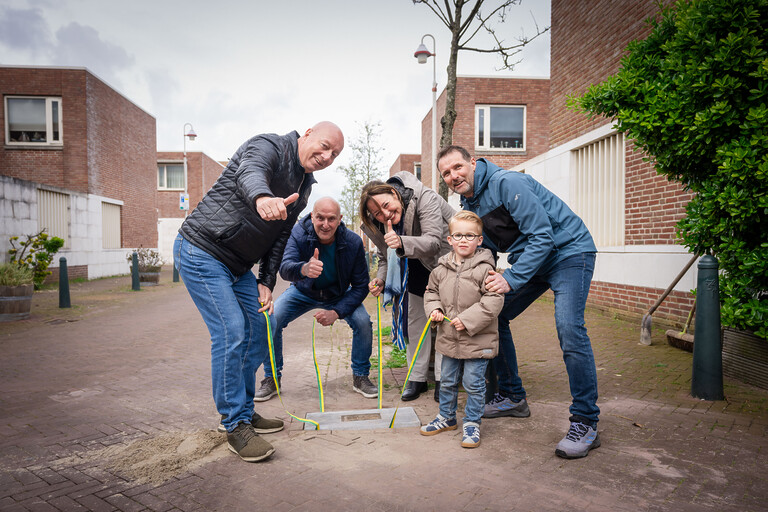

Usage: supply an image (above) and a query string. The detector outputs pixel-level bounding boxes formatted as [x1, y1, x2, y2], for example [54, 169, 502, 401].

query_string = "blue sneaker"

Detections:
[420, 414, 458, 436]
[461, 422, 480, 448]
[483, 394, 531, 418]
[555, 422, 600, 459]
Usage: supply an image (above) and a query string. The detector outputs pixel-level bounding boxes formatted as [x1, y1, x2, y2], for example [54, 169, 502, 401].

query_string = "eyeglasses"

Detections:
[449, 233, 479, 241]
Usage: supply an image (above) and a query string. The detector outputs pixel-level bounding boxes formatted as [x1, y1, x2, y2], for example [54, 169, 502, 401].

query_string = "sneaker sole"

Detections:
[419, 424, 458, 436]
[353, 386, 378, 398]
[555, 436, 601, 459]
[227, 443, 275, 462]
[483, 408, 531, 419]
[218, 423, 283, 434]
[461, 439, 481, 448]
[253, 391, 278, 402]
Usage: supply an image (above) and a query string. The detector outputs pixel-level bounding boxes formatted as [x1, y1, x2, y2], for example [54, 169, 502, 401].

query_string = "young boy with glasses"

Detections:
[421, 211, 504, 447]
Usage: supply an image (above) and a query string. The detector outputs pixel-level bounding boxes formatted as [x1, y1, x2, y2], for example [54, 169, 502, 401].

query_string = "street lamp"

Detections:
[182, 123, 197, 215]
[414, 34, 437, 191]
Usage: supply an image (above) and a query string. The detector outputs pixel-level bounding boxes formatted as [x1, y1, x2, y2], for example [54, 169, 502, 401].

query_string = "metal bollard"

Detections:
[58, 256, 71, 308]
[691, 254, 724, 400]
[131, 252, 140, 291]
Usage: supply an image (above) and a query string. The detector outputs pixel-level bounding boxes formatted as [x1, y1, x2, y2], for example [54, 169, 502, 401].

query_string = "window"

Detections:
[157, 163, 185, 190]
[414, 163, 422, 181]
[37, 188, 70, 247]
[571, 133, 625, 246]
[5, 96, 63, 145]
[102, 202, 122, 249]
[475, 105, 525, 151]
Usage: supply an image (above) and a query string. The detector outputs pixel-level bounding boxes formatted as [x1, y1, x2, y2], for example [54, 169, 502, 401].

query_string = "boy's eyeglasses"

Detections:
[449, 233, 479, 241]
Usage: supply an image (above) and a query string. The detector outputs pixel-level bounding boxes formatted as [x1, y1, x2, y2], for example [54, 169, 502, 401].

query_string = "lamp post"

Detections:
[414, 34, 437, 191]
[182, 123, 197, 216]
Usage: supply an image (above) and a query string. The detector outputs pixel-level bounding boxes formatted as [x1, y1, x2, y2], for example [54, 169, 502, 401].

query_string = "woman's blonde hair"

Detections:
[358, 180, 403, 233]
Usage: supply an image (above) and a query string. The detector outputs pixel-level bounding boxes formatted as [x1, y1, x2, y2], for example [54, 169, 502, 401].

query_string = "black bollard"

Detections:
[131, 251, 140, 291]
[691, 254, 724, 400]
[58, 256, 71, 308]
[173, 264, 179, 283]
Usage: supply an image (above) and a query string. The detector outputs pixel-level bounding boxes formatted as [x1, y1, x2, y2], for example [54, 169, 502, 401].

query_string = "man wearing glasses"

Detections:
[436, 145, 600, 460]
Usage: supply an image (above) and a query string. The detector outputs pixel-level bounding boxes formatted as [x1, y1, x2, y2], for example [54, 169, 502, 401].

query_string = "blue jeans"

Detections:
[263, 284, 373, 378]
[439, 356, 489, 424]
[495, 252, 600, 424]
[173, 235, 268, 433]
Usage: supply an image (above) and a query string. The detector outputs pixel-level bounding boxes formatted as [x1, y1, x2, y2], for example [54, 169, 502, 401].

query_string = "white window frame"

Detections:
[475, 104, 526, 152]
[5, 96, 63, 146]
[414, 162, 422, 181]
[157, 161, 185, 191]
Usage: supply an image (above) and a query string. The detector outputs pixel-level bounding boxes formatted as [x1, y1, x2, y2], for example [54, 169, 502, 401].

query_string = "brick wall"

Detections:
[85, 73, 156, 249]
[588, 280, 695, 329]
[388, 154, 420, 177]
[156, 152, 224, 218]
[422, 76, 550, 184]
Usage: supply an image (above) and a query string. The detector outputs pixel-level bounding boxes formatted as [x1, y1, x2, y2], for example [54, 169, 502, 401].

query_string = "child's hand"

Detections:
[451, 317, 466, 331]
[430, 310, 444, 323]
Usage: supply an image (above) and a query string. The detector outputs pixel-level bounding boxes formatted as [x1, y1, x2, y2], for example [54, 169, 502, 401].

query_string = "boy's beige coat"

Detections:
[424, 247, 504, 359]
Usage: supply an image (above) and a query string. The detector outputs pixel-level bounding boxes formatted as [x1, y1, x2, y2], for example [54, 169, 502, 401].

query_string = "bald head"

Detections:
[311, 197, 342, 244]
[297, 121, 345, 173]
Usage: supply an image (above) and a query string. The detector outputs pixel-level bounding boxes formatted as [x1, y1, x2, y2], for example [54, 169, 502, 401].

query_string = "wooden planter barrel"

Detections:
[0, 284, 34, 321]
[139, 270, 161, 286]
[722, 327, 768, 391]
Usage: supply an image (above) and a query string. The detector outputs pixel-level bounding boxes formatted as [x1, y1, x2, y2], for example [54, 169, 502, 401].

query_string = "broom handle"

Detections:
[647, 254, 698, 316]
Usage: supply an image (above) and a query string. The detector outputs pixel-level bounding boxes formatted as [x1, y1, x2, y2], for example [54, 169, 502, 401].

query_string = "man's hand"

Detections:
[383, 220, 402, 250]
[429, 309, 444, 323]
[369, 278, 384, 297]
[314, 309, 339, 326]
[257, 283, 274, 314]
[256, 193, 299, 221]
[302, 248, 323, 278]
[485, 270, 511, 294]
[451, 317, 467, 331]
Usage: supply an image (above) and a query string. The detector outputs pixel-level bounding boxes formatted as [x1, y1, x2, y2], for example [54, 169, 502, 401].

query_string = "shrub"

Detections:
[0, 263, 34, 287]
[571, 0, 768, 339]
[8, 230, 65, 289]
[126, 248, 164, 273]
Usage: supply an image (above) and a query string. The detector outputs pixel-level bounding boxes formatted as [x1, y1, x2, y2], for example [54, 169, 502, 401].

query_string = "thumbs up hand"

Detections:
[256, 193, 300, 221]
[302, 247, 323, 278]
[383, 219, 403, 249]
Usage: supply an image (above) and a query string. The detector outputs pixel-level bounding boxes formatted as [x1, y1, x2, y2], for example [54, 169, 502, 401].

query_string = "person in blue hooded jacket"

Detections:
[254, 197, 377, 401]
[436, 145, 600, 460]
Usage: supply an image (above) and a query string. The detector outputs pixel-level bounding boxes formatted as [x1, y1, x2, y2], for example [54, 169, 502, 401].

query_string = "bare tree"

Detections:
[413, 0, 549, 197]
[338, 120, 385, 232]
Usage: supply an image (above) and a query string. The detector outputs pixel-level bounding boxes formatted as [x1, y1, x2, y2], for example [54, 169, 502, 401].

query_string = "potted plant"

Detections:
[0, 263, 34, 321]
[126, 248, 164, 286]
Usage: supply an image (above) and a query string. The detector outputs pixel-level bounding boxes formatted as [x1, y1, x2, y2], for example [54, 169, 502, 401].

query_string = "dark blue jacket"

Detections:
[279, 215, 369, 319]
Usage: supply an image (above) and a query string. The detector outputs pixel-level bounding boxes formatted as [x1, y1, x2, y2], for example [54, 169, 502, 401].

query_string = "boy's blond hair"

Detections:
[449, 210, 483, 234]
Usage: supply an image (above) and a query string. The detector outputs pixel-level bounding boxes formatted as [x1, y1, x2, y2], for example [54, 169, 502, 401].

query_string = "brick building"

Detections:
[0, 66, 157, 279]
[388, 153, 421, 178]
[516, 0, 694, 325]
[155, 151, 224, 261]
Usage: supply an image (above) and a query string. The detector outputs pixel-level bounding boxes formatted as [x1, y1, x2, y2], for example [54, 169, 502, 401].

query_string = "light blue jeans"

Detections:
[173, 235, 267, 433]
[494, 252, 600, 424]
[263, 284, 373, 377]
[439, 356, 489, 424]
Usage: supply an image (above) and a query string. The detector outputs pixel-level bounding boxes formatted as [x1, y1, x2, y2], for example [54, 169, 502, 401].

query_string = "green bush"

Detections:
[0, 263, 34, 287]
[8, 231, 65, 289]
[126, 248, 164, 272]
[571, 0, 768, 339]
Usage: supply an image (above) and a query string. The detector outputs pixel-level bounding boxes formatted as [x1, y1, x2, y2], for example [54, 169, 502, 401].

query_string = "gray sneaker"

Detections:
[555, 422, 601, 459]
[483, 394, 531, 418]
[227, 422, 275, 462]
[218, 412, 284, 434]
[254, 376, 279, 402]
[353, 375, 378, 398]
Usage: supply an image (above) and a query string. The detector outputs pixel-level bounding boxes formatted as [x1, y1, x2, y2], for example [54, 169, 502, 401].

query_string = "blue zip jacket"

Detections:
[279, 215, 369, 319]
[461, 159, 596, 291]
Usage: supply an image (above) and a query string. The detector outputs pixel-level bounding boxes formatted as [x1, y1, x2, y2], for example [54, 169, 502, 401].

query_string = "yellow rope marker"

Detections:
[311, 319, 325, 412]
[389, 318, 433, 428]
[263, 308, 320, 430]
[376, 295, 383, 409]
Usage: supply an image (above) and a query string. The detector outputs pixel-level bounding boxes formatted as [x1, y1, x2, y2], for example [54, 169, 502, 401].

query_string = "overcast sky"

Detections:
[0, 0, 550, 209]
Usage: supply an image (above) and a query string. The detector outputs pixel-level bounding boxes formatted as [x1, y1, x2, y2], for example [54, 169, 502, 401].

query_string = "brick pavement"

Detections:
[1, 268, 767, 511]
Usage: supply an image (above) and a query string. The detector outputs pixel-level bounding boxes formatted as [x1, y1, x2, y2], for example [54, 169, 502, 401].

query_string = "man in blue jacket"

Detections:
[175, 122, 344, 463]
[255, 196, 377, 400]
[436, 145, 600, 459]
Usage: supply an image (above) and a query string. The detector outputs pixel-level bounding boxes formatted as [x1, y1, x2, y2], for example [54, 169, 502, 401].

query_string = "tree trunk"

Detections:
[437, 9, 463, 199]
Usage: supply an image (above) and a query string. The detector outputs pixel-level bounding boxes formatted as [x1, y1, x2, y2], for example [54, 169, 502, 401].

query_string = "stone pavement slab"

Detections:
[1, 268, 767, 511]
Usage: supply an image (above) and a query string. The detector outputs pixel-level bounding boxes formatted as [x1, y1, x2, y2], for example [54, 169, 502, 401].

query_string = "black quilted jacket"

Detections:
[178, 131, 315, 289]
